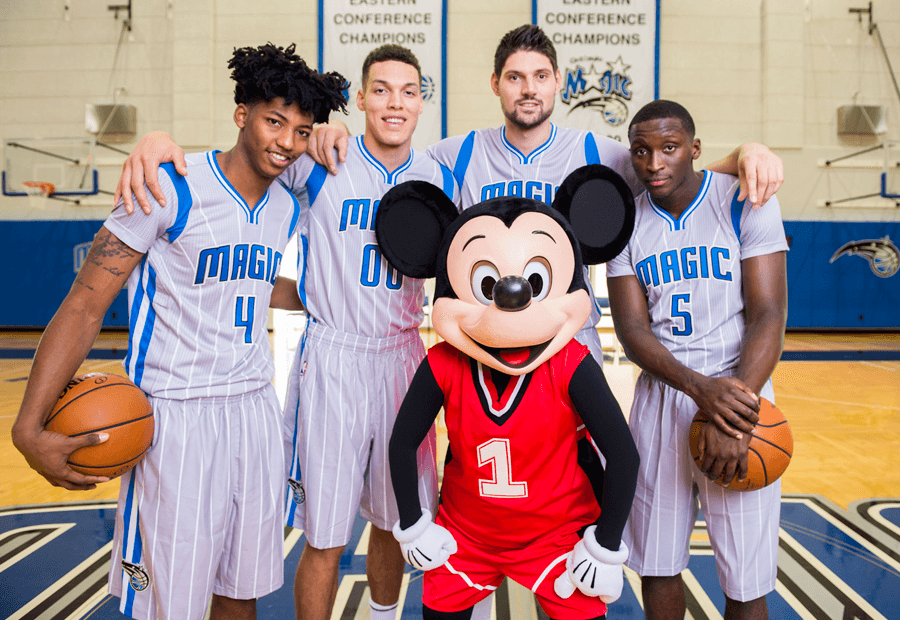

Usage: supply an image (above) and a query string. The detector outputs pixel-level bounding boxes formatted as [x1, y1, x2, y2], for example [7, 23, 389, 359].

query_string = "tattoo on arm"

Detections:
[88, 230, 137, 277]
[73, 230, 138, 292]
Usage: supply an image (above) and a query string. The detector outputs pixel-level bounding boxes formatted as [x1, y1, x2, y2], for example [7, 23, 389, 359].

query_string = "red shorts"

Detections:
[423, 510, 607, 620]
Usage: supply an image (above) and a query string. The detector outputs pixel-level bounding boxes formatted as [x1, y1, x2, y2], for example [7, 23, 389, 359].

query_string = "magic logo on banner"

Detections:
[319, 0, 447, 151]
[534, 0, 659, 143]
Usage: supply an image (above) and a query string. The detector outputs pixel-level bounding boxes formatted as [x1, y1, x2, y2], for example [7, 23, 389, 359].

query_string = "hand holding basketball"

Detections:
[689, 397, 792, 491]
[689, 376, 760, 439]
[14, 422, 111, 491]
[44, 373, 154, 480]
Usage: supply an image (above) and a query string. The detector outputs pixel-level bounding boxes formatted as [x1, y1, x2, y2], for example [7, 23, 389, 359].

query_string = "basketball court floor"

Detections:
[1, 329, 898, 620]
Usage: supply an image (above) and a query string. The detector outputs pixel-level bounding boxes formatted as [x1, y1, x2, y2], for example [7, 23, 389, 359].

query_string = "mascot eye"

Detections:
[472, 262, 500, 305]
[523, 259, 551, 301]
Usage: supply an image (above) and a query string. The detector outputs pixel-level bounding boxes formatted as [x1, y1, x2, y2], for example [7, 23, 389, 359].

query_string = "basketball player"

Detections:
[106, 45, 451, 620]
[302, 24, 784, 367]
[606, 100, 788, 620]
[11, 44, 347, 620]
[276, 45, 453, 620]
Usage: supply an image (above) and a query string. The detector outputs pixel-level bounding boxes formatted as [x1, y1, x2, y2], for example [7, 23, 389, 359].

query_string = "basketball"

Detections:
[44, 372, 154, 479]
[688, 397, 792, 491]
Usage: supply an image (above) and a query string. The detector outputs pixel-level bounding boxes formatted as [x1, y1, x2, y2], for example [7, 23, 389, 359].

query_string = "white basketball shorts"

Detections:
[284, 320, 438, 549]
[109, 386, 286, 620]
[623, 372, 781, 602]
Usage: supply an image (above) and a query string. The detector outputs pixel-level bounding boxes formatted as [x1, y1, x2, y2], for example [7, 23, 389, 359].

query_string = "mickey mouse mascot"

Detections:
[377, 166, 640, 620]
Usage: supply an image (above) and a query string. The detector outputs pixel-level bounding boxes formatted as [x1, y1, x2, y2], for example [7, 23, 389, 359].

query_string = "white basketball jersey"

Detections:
[105, 152, 301, 399]
[426, 124, 643, 328]
[606, 171, 789, 377]
[279, 137, 458, 337]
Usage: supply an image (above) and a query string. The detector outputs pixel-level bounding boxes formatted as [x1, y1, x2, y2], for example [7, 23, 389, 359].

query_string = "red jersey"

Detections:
[428, 340, 601, 549]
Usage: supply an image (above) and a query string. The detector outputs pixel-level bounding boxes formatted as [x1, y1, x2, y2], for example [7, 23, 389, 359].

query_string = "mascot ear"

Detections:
[551, 164, 635, 265]
[375, 181, 459, 279]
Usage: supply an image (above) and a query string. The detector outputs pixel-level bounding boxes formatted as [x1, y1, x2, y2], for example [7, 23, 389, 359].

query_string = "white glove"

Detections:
[553, 526, 629, 604]
[392, 509, 457, 571]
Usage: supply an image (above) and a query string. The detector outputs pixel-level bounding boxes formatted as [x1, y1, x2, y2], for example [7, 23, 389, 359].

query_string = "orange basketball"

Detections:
[45, 372, 154, 479]
[688, 397, 792, 491]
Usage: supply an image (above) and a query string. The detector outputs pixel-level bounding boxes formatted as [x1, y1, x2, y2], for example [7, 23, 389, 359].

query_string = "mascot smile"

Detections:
[378, 165, 641, 620]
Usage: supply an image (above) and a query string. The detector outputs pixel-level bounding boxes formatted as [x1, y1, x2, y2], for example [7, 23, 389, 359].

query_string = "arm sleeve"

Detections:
[104, 164, 180, 252]
[426, 134, 466, 170]
[604, 237, 635, 279]
[568, 356, 640, 551]
[389, 356, 445, 530]
[276, 153, 315, 199]
[738, 192, 789, 259]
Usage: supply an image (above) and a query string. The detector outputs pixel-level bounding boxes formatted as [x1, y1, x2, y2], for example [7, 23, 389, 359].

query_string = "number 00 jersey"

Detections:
[427, 340, 601, 549]
[104, 152, 301, 399]
[606, 171, 789, 378]
[279, 138, 457, 337]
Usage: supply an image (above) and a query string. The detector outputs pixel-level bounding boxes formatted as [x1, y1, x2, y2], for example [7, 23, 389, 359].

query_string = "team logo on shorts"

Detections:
[560, 56, 632, 128]
[288, 478, 306, 505]
[829, 236, 899, 278]
[122, 560, 151, 591]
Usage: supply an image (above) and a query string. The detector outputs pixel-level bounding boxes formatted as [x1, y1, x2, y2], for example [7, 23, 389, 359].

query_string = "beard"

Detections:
[504, 98, 554, 130]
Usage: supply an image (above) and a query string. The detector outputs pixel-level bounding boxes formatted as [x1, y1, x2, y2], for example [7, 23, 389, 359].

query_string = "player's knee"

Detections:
[209, 593, 256, 620]
[301, 541, 345, 567]
[423, 604, 473, 620]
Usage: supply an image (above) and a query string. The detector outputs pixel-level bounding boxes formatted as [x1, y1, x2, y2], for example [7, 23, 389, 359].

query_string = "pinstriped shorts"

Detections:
[108, 386, 286, 620]
[283, 321, 438, 549]
[623, 373, 781, 602]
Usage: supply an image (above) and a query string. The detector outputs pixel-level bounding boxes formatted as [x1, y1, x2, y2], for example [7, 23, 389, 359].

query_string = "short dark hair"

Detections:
[628, 99, 696, 138]
[229, 43, 347, 123]
[361, 44, 422, 89]
[493, 25, 558, 77]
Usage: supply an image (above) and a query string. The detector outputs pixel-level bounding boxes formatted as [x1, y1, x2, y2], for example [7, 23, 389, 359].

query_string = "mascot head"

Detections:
[376, 165, 634, 375]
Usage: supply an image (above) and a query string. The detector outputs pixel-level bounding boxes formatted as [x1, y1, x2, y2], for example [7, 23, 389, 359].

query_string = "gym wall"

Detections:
[1, 0, 898, 328]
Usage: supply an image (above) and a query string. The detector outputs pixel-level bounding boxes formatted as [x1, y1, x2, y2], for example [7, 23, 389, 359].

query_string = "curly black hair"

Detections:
[229, 43, 347, 123]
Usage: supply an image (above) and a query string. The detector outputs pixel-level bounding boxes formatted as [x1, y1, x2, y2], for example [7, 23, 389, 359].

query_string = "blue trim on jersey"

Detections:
[287, 189, 301, 241]
[121, 470, 140, 615]
[159, 163, 193, 242]
[584, 132, 601, 165]
[298, 234, 309, 309]
[285, 314, 313, 526]
[133, 263, 159, 387]
[501, 123, 557, 164]
[649, 170, 711, 232]
[306, 163, 328, 206]
[357, 136, 413, 184]
[452, 131, 476, 191]
[439, 164, 454, 200]
[124, 257, 147, 374]
[730, 189, 745, 241]
[207, 151, 270, 224]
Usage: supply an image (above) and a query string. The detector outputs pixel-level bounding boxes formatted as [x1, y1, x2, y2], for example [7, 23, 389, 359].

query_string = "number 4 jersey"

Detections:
[104, 151, 301, 399]
[427, 339, 601, 549]
[606, 171, 789, 378]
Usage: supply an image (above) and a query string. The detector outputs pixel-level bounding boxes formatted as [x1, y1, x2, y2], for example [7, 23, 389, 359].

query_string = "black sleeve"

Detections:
[568, 355, 640, 551]
[389, 356, 445, 530]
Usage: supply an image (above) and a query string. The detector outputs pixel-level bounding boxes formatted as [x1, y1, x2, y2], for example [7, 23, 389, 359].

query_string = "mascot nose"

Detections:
[493, 275, 532, 312]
